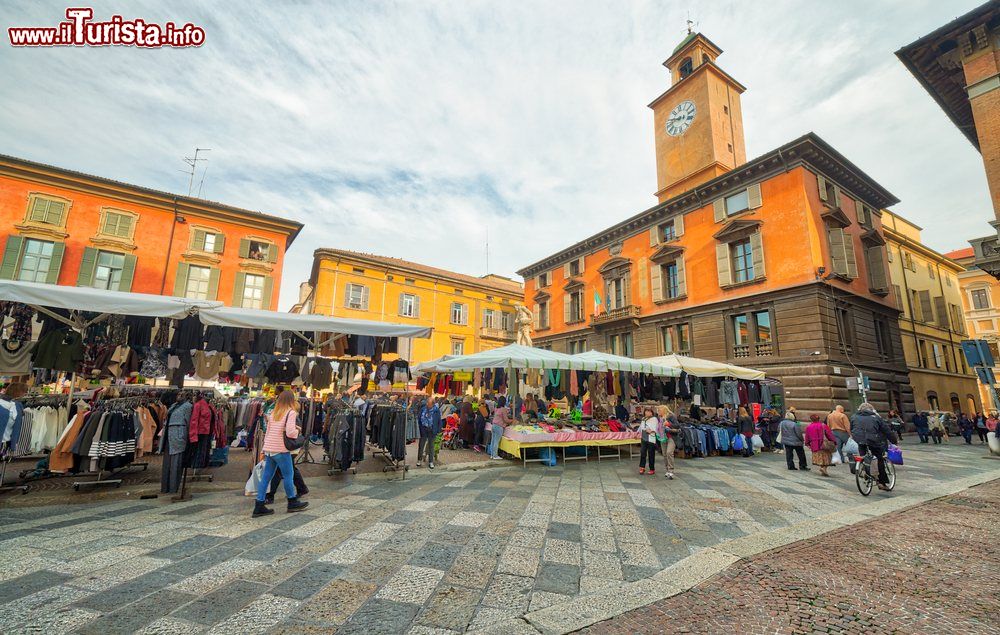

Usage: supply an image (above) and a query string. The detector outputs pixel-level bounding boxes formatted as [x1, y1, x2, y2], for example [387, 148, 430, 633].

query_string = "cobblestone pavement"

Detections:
[578, 477, 1000, 635]
[0, 441, 996, 634]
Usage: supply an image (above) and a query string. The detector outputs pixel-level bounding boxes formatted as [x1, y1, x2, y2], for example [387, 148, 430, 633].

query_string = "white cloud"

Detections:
[1, 0, 991, 309]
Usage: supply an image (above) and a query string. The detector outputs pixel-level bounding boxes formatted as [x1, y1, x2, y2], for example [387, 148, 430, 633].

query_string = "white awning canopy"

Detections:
[418, 343, 604, 372]
[197, 306, 432, 339]
[0, 279, 219, 319]
[573, 350, 681, 377]
[641, 354, 765, 380]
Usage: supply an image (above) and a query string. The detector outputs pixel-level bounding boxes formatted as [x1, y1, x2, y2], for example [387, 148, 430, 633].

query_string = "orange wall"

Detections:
[526, 166, 895, 338]
[0, 173, 290, 309]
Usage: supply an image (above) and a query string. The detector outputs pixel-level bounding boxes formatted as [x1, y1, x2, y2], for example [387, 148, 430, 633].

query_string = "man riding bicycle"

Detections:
[850, 403, 898, 491]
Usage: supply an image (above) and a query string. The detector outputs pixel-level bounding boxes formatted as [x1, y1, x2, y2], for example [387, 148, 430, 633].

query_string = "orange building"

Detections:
[0, 154, 302, 309]
[517, 33, 912, 414]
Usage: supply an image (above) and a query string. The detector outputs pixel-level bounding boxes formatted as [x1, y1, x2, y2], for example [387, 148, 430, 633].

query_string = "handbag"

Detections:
[280, 411, 306, 451]
[821, 438, 837, 452]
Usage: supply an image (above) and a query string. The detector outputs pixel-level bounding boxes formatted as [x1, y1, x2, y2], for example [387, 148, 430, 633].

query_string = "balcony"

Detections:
[755, 342, 773, 357]
[733, 344, 750, 359]
[480, 327, 515, 341]
[591, 304, 641, 327]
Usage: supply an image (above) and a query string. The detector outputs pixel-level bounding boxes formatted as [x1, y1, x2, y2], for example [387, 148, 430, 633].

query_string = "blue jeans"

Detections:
[257, 452, 296, 502]
[488, 424, 503, 457]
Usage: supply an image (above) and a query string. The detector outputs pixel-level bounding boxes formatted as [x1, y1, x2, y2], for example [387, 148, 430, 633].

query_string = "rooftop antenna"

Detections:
[196, 165, 209, 198]
[181, 148, 211, 196]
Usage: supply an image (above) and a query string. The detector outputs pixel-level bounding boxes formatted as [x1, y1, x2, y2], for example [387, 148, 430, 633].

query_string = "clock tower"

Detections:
[650, 32, 747, 202]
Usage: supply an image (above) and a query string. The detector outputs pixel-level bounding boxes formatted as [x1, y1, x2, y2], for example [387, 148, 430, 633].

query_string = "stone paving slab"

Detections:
[0, 442, 997, 634]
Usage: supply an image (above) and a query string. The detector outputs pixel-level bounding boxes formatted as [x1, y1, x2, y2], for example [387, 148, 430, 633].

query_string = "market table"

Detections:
[498, 429, 640, 466]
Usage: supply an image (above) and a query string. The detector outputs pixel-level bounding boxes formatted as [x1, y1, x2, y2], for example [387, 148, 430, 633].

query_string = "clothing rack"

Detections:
[0, 456, 30, 495]
[69, 394, 155, 491]
[325, 404, 364, 475]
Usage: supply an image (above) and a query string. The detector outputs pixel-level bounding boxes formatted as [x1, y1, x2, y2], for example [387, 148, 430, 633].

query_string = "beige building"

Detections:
[884, 212, 979, 414]
[945, 246, 1000, 412]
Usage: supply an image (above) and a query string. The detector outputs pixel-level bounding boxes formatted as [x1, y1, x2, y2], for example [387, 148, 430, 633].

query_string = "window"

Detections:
[27, 197, 67, 226]
[399, 293, 418, 318]
[93, 251, 126, 291]
[352, 267, 365, 274]
[679, 57, 693, 78]
[661, 323, 691, 355]
[248, 240, 272, 261]
[451, 339, 465, 355]
[607, 276, 627, 309]
[732, 314, 749, 357]
[836, 306, 855, 354]
[100, 211, 134, 238]
[17, 239, 55, 283]
[931, 342, 944, 369]
[662, 262, 680, 299]
[451, 302, 468, 325]
[345, 283, 369, 310]
[535, 301, 550, 329]
[405, 277, 415, 285]
[537, 272, 551, 287]
[754, 311, 772, 344]
[242, 274, 267, 309]
[193, 229, 224, 254]
[950, 393, 961, 413]
[874, 317, 891, 361]
[724, 190, 750, 216]
[928, 263, 935, 279]
[569, 259, 581, 276]
[660, 220, 677, 242]
[827, 227, 858, 279]
[483, 308, 497, 328]
[499, 311, 512, 331]
[608, 333, 633, 357]
[185, 265, 212, 300]
[568, 339, 587, 354]
[566, 291, 584, 324]
[203, 232, 217, 253]
[971, 288, 991, 310]
[927, 391, 939, 411]
[731, 238, 754, 283]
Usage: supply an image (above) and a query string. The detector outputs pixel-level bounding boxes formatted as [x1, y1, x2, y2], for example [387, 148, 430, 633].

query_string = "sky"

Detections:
[1, 0, 993, 309]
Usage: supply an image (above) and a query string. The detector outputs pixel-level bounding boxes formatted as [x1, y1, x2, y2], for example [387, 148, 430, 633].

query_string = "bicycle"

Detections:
[854, 450, 895, 496]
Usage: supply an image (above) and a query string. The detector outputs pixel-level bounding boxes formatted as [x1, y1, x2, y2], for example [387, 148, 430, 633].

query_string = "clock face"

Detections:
[665, 100, 697, 136]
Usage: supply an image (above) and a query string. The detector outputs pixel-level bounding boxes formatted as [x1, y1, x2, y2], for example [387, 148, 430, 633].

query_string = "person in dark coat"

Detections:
[850, 403, 897, 490]
[736, 406, 754, 457]
[417, 397, 442, 469]
[912, 411, 930, 443]
[779, 411, 807, 471]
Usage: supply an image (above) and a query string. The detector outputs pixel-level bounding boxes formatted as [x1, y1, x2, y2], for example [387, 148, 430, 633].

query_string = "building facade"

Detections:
[517, 32, 912, 415]
[303, 249, 523, 363]
[897, 2, 1000, 280]
[883, 213, 979, 414]
[0, 154, 302, 309]
[946, 246, 1000, 411]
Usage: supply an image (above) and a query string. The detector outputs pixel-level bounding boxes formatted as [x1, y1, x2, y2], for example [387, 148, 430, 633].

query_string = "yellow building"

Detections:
[883, 212, 980, 414]
[300, 249, 523, 363]
[945, 246, 1000, 412]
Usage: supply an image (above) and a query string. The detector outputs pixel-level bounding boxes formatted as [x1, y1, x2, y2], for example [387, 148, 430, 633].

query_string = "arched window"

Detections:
[679, 57, 694, 78]
[926, 391, 939, 411]
[950, 393, 961, 413]
[966, 394, 978, 415]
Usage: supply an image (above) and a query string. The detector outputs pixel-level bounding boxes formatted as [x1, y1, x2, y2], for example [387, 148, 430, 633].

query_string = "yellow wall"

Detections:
[955, 256, 1000, 411]
[310, 254, 522, 363]
[883, 211, 980, 413]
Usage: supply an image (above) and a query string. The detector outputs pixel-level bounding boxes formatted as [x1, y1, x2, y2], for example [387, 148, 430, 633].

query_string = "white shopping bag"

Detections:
[831, 451, 842, 465]
[244, 459, 266, 497]
[844, 438, 859, 456]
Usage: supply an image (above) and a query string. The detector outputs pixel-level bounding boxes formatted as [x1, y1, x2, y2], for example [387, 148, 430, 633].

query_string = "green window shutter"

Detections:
[650, 261, 664, 302]
[207, 268, 221, 300]
[933, 296, 948, 328]
[844, 234, 858, 278]
[817, 175, 828, 202]
[117, 214, 133, 237]
[649, 226, 660, 247]
[173, 263, 190, 297]
[77, 247, 99, 286]
[192, 229, 207, 251]
[232, 272, 247, 306]
[262, 275, 274, 309]
[214, 234, 226, 254]
[747, 183, 763, 209]
[716, 242, 732, 287]
[397, 292, 405, 315]
[413, 294, 420, 318]
[267, 243, 278, 263]
[29, 198, 49, 222]
[918, 291, 933, 323]
[45, 242, 65, 284]
[119, 254, 137, 291]
[674, 215, 685, 237]
[532, 303, 540, 329]
[676, 257, 687, 297]
[828, 227, 847, 275]
[750, 231, 765, 278]
[0, 236, 25, 280]
[713, 198, 726, 222]
[563, 293, 572, 323]
[239, 238, 251, 259]
[833, 185, 842, 208]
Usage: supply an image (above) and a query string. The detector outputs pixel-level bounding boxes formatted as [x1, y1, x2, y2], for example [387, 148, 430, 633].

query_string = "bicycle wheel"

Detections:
[885, 461, 896, 491]
[856, 462, 872, 496]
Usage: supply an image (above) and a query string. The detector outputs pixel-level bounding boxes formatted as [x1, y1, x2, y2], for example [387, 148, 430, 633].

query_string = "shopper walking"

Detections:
[804, 414, 836, 477]
[975, 412, 988, 444]
[929, 414, 946, 444]
[779, 411, 808, 471]
[826, 405, 851, 462]
[638, 407, 658, 475]
[913, 411, 930, 443]
[252, 390, 308, 518]
[736, 406, 754, 457]
[488, 396, 513, 460]
[657, 405, 678, 480]
[417, 397, 441, 469]
[472, 399, 489, 453]
[887, 410, 905, 443]
[959, 413, 975, 445]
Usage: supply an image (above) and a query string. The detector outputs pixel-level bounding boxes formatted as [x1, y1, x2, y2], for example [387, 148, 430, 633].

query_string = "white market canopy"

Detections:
[0, 279, 220, 322]
[197, 306, 432, 339]
[416, 343, 604, 372]
[641, 353, 765, 380]
[0, 279, 430, 340]
[573, 350, 680, 377]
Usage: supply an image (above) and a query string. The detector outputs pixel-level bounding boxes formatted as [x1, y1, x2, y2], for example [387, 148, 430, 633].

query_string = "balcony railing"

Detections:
[755, 342, 773, 357]
[480, 327, 515, 341]
[733, 344, 750, 359]
[591, 304, 641, 326]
